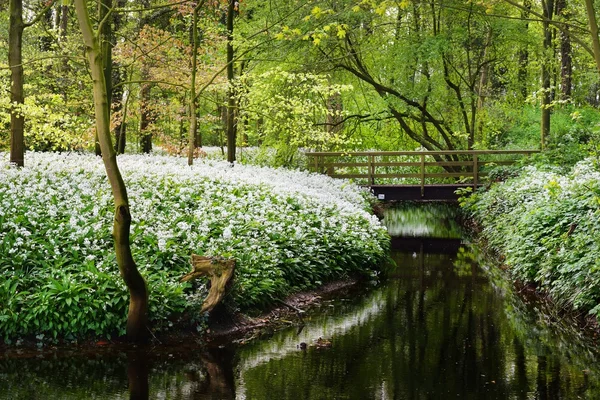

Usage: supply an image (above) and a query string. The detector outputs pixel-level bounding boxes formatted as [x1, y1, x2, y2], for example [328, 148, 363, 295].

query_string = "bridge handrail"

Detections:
[306, 150, 540, 195]
[305, 150, 540, 156]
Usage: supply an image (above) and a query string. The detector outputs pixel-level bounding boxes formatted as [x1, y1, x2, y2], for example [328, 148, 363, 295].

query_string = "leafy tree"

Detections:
[8, 0, 56, 166]
[237, 67, 352, 165]
[257, 0, 533, 165]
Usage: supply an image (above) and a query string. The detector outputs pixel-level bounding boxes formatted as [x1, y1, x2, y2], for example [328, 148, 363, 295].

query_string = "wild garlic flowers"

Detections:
[0, 152, 388, 340]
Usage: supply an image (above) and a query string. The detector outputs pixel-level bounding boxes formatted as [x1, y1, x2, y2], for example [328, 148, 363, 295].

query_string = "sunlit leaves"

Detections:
[0, 92, 92, 152]
[236, 68, 353, 156]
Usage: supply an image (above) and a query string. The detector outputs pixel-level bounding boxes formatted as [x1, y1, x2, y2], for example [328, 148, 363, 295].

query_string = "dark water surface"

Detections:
[2, 205, 600, 399]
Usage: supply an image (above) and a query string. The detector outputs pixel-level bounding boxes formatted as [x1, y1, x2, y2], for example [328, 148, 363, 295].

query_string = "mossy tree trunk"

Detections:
[226, 0, 236, 163]
[540, 0, 555, 150]
[74, 0, 149, 343]
[8, 0, 56, 167]
[96, 0, 112, 157]
[187, 4, 200, 166]
[8, 0, 25, 167]
[585, 0, 600, 76]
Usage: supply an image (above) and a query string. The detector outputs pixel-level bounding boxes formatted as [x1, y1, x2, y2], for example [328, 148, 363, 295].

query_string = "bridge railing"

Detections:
[305, 150, 539, 190]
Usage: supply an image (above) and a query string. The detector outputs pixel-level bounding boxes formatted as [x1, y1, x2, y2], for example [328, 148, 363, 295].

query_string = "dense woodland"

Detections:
[3, 0, 600, 166]
[3, 1, 600, 344]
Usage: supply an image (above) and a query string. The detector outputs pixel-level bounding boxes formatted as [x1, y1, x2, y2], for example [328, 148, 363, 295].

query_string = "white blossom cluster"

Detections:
[464, 158, 600, 316]
[0, 151, 388, 339]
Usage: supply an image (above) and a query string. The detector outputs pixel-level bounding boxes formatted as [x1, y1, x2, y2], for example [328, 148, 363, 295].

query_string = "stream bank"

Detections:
[3, 204, 600, 399]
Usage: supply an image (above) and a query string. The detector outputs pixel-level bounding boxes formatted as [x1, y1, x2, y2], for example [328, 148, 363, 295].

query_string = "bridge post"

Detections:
[368, 154, 375, 185]
[420, 154, 425, 197]
[473, 154, 479, 189]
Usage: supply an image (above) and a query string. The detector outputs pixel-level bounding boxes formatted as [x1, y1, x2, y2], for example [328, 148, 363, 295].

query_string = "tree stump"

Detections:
[180, 255, 235, 313]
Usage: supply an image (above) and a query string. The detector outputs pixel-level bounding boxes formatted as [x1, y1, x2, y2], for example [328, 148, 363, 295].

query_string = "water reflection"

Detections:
[0, 347, 234, 400]
[2, 206, 600, 399]
[383, 202, 462, 238]
[235, 243, 600, 399]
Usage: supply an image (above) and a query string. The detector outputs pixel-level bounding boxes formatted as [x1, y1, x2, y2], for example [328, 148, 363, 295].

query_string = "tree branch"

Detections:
[24, 0, 57, 28]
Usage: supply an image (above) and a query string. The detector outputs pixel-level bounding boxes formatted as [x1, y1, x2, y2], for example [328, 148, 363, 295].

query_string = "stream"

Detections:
[2, 204, 600, 399]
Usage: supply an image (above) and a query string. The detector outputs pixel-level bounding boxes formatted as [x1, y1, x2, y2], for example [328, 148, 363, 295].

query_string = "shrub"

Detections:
[462, 159, 600, 316]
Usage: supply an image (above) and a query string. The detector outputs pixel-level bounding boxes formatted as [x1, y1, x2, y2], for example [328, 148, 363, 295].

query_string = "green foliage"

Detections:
[0, 93, 93, 152]
[237, 68, 353, 166]
[0, 152, 388, 342]
[485, 104, 600, 169]
[462, 159, 600, 316]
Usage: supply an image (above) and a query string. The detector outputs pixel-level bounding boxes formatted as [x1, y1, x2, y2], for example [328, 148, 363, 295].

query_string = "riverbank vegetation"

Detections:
[462, 158, 600, 318]
[0, 152, 388, 343]
[4, 0, 600, 344]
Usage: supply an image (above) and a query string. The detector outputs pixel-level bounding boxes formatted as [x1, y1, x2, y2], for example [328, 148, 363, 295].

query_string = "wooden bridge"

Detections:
[306, 150, 539, 201]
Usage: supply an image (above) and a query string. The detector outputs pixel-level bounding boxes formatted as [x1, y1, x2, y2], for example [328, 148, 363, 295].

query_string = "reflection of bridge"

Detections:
[306, 150, 539, 201]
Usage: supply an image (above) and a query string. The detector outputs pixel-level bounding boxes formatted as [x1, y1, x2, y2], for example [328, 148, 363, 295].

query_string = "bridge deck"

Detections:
[369, 184, 480, 201]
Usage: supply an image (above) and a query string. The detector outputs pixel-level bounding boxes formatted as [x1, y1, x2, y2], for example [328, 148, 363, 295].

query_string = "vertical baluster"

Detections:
[473, 154, 479, 189]
[420, 154, 425, 197]
[369, 154, 375, 185]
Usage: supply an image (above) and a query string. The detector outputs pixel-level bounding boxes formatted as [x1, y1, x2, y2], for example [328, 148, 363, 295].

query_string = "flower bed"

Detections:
[0, 152, 389, 342]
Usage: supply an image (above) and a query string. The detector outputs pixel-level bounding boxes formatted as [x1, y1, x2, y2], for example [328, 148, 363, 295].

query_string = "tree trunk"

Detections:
[112, 0, 127, 152]
[57, 3, 69, 102]
[555, 0, 571, 101]
[60, 4, 68, 37]
[139, 70, 153, 153]
[541, 0, 554, 150]
[138, 1, 153, 154]
[181, 255, 235, 313]
[92, 0, 112, 157]
[39, 4, 53, 52]
[8, 0, 25, 167]
[517, 0, 531, 100]
[584, 0, 600, 76]
[226, 0, 236, 163]
[188, 5, 200, 166]
[74, 0, 149, 343]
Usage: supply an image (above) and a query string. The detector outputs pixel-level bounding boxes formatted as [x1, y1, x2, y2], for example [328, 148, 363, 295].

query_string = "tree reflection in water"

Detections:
[2, 204, 600, 399]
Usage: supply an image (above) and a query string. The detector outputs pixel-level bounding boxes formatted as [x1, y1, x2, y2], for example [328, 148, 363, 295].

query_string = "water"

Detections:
[2, 204, 600, 399]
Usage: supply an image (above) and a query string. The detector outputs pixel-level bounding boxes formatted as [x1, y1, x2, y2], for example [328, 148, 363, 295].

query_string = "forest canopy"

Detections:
[2, 0, 600, 166]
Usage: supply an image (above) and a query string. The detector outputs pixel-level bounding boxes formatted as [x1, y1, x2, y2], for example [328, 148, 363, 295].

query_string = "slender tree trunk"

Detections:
[8, 0, 25, 167]
[60, 4, 68, 37]
[99, 0, 112, 107]
[112, 0, 127, 152]
[74, 0, 149, 343]
[556, 0, 571, 101]
[117, 81, 130, 154]
[93, 0, 112, 156]
[476, 31, 492, 143]
[139, 70, 152, 153]
[326, 92, 343, 136]
[188, 6, 200, 166]
[541, 0, 554, 150]
[138, 1, 153, 154]
[39, 5, 53, 52]
[517, 0, 531, 100]
[58, 3, 69, 102]
[226, 0, 236, 163]
[584, 0, 600, 76]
